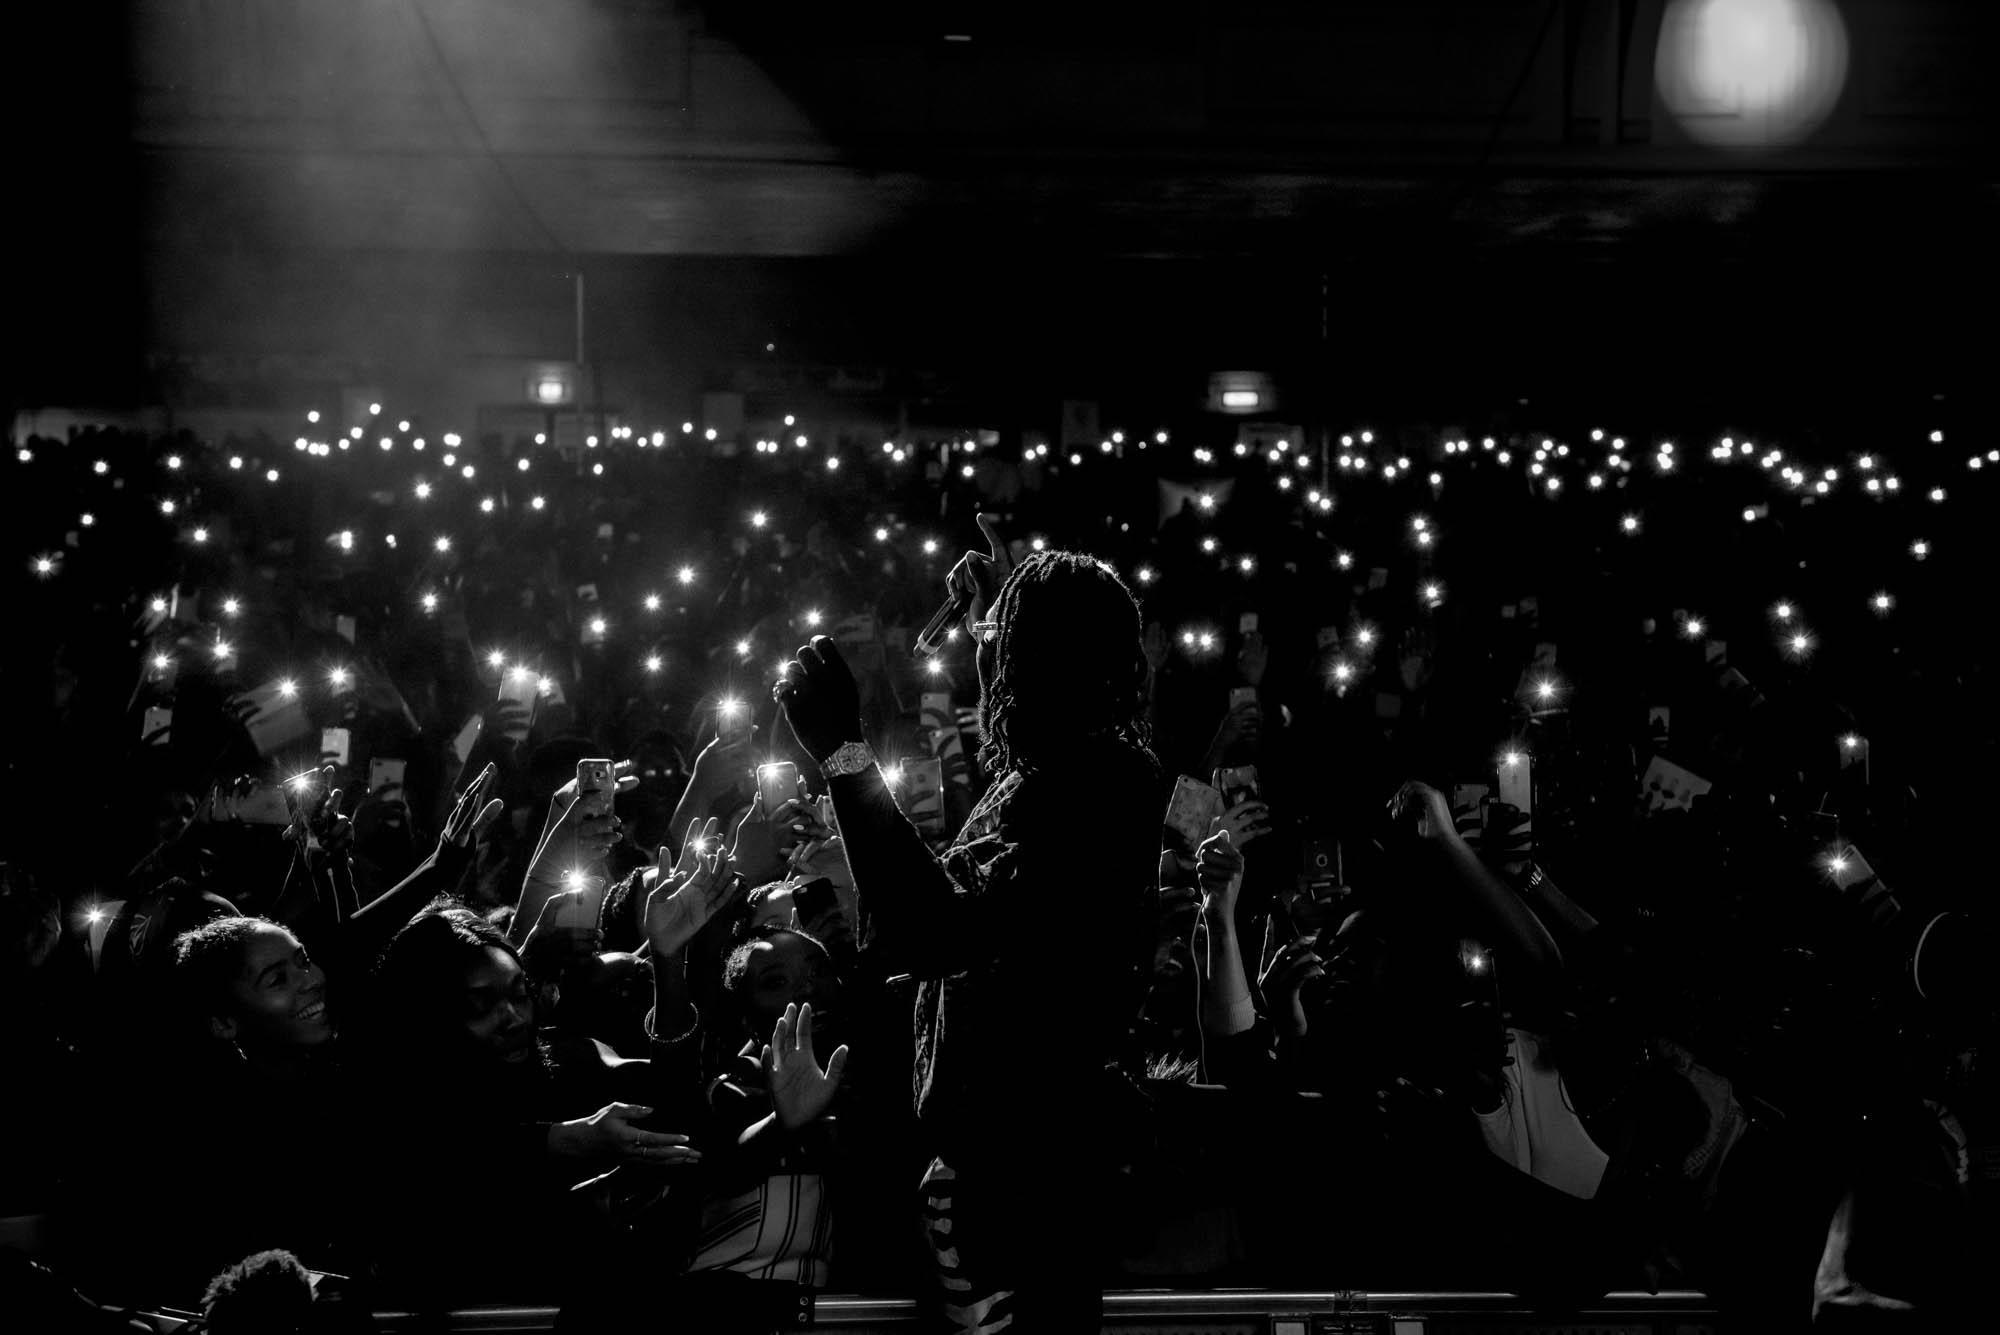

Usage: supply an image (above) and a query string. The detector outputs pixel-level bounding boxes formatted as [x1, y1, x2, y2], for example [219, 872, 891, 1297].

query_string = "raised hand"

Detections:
[551, 1103, 703, 1167]
[1196, 828, 1247, 917]
[1204, 700, 1263, 768]
[522, 890, 604, 976]
[1398, 624, 1435, 693]
[1237, 629, 1269, 688]
[438, 762, 504, 854]
[770, 796, 834, 859]
[762, 1002, 849, 1131]
[772, 636, 863, 763]
[526, 789, 622, 891]
[688, 730, 758, 795]
[644, 820, 741, 957]
[1258, 930, 1325, 1041]
[945, 512, 1015, 637]
[1212, 798, 1273, 849]
[1388, 780, 1457, 844]
[286, 766, 352, 857]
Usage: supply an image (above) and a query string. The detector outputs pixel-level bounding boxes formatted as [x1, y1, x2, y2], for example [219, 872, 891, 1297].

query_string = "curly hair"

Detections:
[172, 915, 276, 1022]
[201, 1248, 314, 1334]
[976, 549, 1155, 774]
[371, 903, 533, 1061]
[719, 923, 832, 1011]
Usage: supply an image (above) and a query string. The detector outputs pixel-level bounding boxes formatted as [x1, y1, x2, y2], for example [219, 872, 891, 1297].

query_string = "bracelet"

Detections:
[818, 741, 876, 780]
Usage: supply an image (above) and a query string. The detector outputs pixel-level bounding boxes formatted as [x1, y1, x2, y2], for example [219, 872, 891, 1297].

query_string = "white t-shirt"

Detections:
[1476, 1028, 1609, 1201]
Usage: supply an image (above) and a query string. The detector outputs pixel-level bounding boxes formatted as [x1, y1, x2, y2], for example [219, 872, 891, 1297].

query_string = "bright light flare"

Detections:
[1656, 0, 1850, 150]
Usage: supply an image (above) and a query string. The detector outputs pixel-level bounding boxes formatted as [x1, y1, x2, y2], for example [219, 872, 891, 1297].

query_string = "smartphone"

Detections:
[241, 677, 314, 756]
[1496, 753, 1532, 815]
[146, 655, 178, 689]
[757, 762, 800, 819]
[452, 714, 483, 765]
[1460, 937, 1501, 1012]
[369, 757, 407, 795]
[237, 783, 294, 826]
[335, 614, 357, 644]
[288, 766, 328, 807]
[1213, 765, 1261, 810]
[554, 884, 604, 931]
[321, 727, 352, 768]
[716, 699, 751, 744]
[792, 877, 838, 926]
[1301, 838, 1341, 886]
[141, 706, 173, 745]
[576, 758, 617, 818]
[920, 691, 954, 739]
[497, 669, 540, 742]
[1239, 612, 1259, 634]
[1164, 776, 1224, 852]
[1228, 686, 1258, 713]
[898, 757, 945, 831]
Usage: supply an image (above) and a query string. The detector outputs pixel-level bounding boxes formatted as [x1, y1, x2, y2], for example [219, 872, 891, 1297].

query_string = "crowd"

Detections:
[2, 413, 1994, 1331]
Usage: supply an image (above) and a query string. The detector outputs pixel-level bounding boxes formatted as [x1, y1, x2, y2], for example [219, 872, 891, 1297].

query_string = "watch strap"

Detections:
[818, 741, 877, 780]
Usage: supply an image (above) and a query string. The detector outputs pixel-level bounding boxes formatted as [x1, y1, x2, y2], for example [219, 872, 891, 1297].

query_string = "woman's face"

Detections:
[748, 886, 796, 931]
[739, 932, 842, 1037]
[460, 946, 538, 1064]
[223, 925, 333, 1051]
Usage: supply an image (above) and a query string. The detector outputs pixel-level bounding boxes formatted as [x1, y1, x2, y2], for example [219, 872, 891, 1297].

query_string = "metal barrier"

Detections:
[374, 1288, 1721, 1333]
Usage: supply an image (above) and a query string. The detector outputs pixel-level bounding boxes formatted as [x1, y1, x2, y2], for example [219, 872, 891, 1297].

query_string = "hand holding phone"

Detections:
[1213, 796, 1273, 849]
[1213, 765, 1262, 811]
[496, 669, 540, 742]
[757, 762, 801, 819]
[791, 877, 839, 929]
[1164, 776, 1223, 854]
[575, 758, 618, 825]
[715, 697, 752, 745]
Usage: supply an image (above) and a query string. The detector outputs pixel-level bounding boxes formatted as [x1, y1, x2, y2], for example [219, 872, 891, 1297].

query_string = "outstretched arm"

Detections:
[1390, 781, 1563, 1014]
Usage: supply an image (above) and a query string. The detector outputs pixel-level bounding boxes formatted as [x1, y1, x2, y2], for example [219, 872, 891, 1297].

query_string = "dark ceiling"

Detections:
[10, 1, 1997, 408]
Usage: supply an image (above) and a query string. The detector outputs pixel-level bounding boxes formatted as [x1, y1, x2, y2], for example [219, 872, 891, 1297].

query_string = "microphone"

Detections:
[913, 585, 970, 658]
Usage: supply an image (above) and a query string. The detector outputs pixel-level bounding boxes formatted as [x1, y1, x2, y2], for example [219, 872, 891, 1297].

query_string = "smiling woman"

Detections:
[174, 916, 335, 1054]
[72, 916, 372, 1308]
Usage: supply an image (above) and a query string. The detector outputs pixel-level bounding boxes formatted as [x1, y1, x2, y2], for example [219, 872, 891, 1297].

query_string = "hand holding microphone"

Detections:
[914, 514, 1014, 657]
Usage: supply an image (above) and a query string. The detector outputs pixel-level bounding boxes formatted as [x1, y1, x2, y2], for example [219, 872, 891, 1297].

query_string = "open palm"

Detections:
[763, 1002, 848, 1131]
[644, 818, 735, 957]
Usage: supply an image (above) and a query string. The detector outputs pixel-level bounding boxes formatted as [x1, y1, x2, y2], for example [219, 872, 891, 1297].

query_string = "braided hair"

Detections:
[976, 549, 1155, 775]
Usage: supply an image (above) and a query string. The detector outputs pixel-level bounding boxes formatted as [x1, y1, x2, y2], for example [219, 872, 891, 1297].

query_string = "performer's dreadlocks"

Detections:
[976, 550, 1155, 774]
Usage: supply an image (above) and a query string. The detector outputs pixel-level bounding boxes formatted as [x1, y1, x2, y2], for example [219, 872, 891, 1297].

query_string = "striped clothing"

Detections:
[920, 1158, 1018, 1334]
[691, 1171, 833, 1287]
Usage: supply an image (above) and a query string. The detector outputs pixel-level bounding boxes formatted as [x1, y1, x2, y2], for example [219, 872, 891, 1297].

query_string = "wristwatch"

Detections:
[818, 741, 877, 780]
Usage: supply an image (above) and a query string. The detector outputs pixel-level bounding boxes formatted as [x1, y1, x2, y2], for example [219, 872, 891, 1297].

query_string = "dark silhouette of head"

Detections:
[976, 550, 1152, 774]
